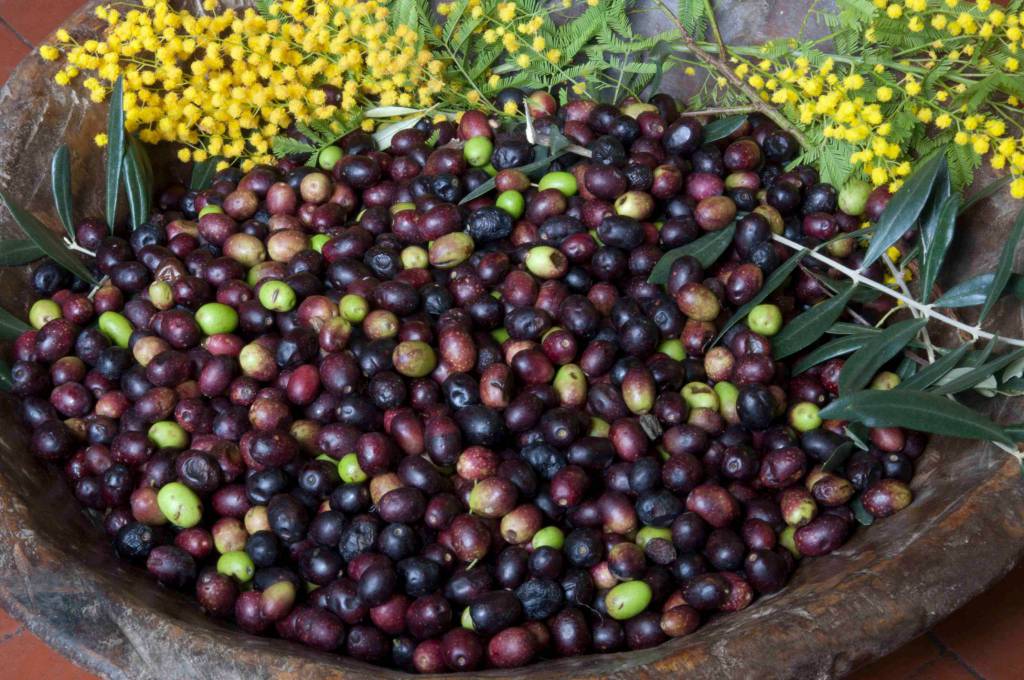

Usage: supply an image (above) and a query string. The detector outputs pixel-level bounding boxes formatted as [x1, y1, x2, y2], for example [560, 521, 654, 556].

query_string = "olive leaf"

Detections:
[828, 322, 881, 336]
[702, 114, 747, 143]
[821, 440, 855, 473]
[51, 145, 74, 239]
[918, 193, 959, 303]
[123, 135, 153, 231]
[917, 159, 951, 249]
[105, 76, 126, 232]
[850, 497, 875, 526]
[0, 189, 99, 286]
[863, 151, 947, 267]
[0, 239, 45, 266]
[898, 344, 971, 391]
[0, 306, 30, 341]
[819, 389, 1014, 445]
[980, 204, 1024, 321]
[648, 223, 736, 284]
[838, 317, 928, 394]
[459, 151, 568, 206]
[771, 286, 856, 360]
[931, 347, 1024, 396]
[792, 332, 874, 375]
[1006, 423, 1024, 441]
[712, 250, 805, 345]
[932, 272, 996, 309]
[190, 156, 221, 191]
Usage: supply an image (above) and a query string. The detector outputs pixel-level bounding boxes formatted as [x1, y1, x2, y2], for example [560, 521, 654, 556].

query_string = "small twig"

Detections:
[882, 253, 936, 364]
[649, 0, 811, 148]
[679, 105, 756, 118]
[701, 0, 728, 59]
[62, 237, 96, 257]
[87, 275, 109, 301]
[771, 233, 1024, 348]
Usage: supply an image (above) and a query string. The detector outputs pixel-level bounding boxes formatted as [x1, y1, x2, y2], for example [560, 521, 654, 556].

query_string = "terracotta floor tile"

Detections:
[0, 607, 24, 639]
[850, 634, 942, 680]
[0, 20, 30, 84]
[0, 622, 95, 680]
[931, 563, 1024, 679]
[0, 0, 82, 45]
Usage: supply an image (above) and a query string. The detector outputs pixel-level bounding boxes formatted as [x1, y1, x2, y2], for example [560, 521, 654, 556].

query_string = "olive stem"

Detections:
[678, 106, 756, 118]
[62, 237, 96, 257]
[87, 275, 109, 301]
[649, 0, 812, 148]
[882, 252, 937, 364]
[770, 233, 1024, 348]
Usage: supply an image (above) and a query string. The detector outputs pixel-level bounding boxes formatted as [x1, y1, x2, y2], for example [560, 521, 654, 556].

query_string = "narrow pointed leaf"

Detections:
[123, 143, 146, 231]
[459, 152, 568, 206]
[0, 306, 30, 341]
[828, 322, 881, 336]
[0, 239, 45, 266]
[105, 76, 126, 231]
[1007, 424, 1024, 441]
[863, 151, 946, 267]
[821, 440, 855, 473]
[820, 389, 1013, 445]
[919, 194, 959, 303]
[932, 347, 1024, 395]
[713, 250, 805, 344]
[793, 332, 874, 375]
[51, 145, 74, 239]
[851, 497, 875, 526]
[980, 205, 1024, 321]
[0, 189, 98, 285]
[932, 272, 994, 308]
[917, 161, 950, 249]
[839, 318, 927, 394]
[899, 343, 971, 390]
[772, 286, 856, 359]
[702, 115, 747, 143]
[648, 223, 736, 284]
[190, 157, 220, 191]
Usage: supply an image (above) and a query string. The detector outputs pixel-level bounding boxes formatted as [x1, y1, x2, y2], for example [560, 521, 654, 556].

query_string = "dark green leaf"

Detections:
[964, 336, 996, 368]
[105, 76, 126, 231]
[772, 286, 856, 360]
[821, 440, 855, 473]
[819, 389, 1013, 445]
[863, 151, 946, 267]
[712, 251, 805, 344]
[980, 205, 1024, 321]
[0, 306, 30, 341]
[51, 145, 74, 239]
[839, 318, 927, 394]
[932, 347, 1024, 395]
[793, 332, 873, 375]
[845, 422, 870, 450]
[123, 136, 152, 231]
[190, 157, 222, 190]
[851, 497, 875, 526]
[459, 152, 567, 206]
[1006, 424, 1024, 441]
[898, 344, 971, 390]
[0, 357, 11, 391]
[932, 272, 994, 308]
[648, 224, 736, 284]
[0, 239, 45, 266]
[808, 271, 882, 304]
[896, 355, 918, 381]
[919, 194, 959, 303]
[828, 322, 882, 336]
[702, 115, 747, 143]
[917, 160, 950, 251]
[0, 189, 98, 285]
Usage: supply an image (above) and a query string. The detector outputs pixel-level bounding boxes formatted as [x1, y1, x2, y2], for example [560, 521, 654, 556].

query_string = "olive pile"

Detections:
[11, 87, 919, 672]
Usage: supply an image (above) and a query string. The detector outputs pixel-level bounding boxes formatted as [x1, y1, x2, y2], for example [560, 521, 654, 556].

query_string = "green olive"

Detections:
[98, 311, 133, 348]
[258, 280, 296, 312]
[461, 606, 475, 629]
[463, 136, 494, 167]
[318, 144, 343, 170]
[428, 232, 475, 269]
[195, 302, 239, 335]
[747, 303, 783, 336]
[340, 294, 369, 322]
[635, 526, 672, 548]
[714, 381, 740, 424]
[157, 482, 203, 528]
[149, 420, 189, 449]
[657, 339, 686, 361]
[400, 245, 428, 269]
[789, 402, 822, 432]
[538, 171, 578, 196]
[682, 382, 719, 411]
[605, 580, 652, 620]
[217, 550, 255, 583]
[392, 340, 437, 378]
[491, 327, 510, 343]
[589, 416, 610, 437]
[524, 245, 567, 279]
[28, 299, 62, 329]
[871, 371, 901, 390]
[779, 525, 801, 557]
[531, 526, 565, 550]
[337, 452, 367, 483]
[198, 204, 223, 218]
[310, 234, 330, 253]
[838, 178, 871, 216]
[495, 189, 525, 218]
[148, 280, 174, 310]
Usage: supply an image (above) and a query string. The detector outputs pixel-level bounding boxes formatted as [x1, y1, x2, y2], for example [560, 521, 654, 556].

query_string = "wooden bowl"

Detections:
[1, 1, 1022, 678]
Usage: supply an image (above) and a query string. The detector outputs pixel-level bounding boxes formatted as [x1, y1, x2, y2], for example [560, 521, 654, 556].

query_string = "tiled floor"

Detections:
[2, 1, 1024, 678]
